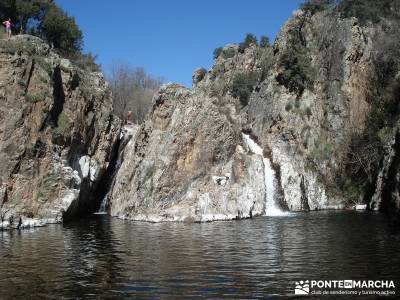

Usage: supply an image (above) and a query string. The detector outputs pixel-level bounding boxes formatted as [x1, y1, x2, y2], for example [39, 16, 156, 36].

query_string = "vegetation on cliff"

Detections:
[2, 0, 400, 224]
[1, 1, 81, 53]
[207, 0, 400, 210]
[300, 0, 400, 204]
[0, 0, 99, 71]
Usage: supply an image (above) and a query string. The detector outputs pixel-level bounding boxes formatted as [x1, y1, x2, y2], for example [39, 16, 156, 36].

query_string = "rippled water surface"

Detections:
[1, 211, 400, 299]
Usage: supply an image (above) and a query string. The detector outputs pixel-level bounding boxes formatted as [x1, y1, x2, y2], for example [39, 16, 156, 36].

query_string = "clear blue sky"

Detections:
[55, 0, 304, 87]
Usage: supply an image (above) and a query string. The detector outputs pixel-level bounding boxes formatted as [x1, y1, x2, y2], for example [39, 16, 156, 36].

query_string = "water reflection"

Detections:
[0, 211, 399, 298]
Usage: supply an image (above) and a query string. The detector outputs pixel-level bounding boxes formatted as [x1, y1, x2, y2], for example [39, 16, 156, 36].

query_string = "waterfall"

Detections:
[242, 134, 288, 216]
[97, 197, 108, 214]
[95, 156, 123, 215]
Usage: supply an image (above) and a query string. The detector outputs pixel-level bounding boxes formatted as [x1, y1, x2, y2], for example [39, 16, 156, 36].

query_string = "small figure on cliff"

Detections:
[249, 201, 256, 218]
[2, 18, 12, 39]
[126, 110, 133, 124]
[17, 217, 22, 230]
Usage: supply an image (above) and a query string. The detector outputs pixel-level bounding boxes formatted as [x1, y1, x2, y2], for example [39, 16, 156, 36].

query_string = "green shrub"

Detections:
[239, 33, 258, 53]
[213, 47, 236, 60]
[1, 1, 83, 56]
[222, 48, 236, 59]
[337, 178, 365, 205]
[285, 103, 293, 111]
[260, 36, 270, 48]
[54, 112, 70, 135]
[36, 191, 46, 203]
[300, 0, 334, 14]
[311, 135, 333, 161]
[144, 164, 157, 181]
[71, 52, 101, 72]
[276, 43, 315, 96]
[33, 55, 53, 75]
[276, 12, 315, 95]
[257, 46, 274, 82]
[41, 4, 83, 54]
[25, 93, 41, 103]
[338, 0, 395, 24]
[2, 40, 36, 55]
[230, 71, 259, 106]
[213, 47, 223, 59]
[305, 107, 312, 118]
[9, 194, 21, 205]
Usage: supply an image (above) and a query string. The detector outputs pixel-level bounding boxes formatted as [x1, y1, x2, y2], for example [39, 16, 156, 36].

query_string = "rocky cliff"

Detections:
[1, 4, 399, 228]
[109, 6, 400, 222]
[0, 35, 120, 229]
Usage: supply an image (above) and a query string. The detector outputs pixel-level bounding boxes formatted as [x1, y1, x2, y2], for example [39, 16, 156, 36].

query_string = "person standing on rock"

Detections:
[9, 215, 14, 227]
[249, 201, 256, 218]
[17, 217, 22, 230]
[126, 111, 133, 124]
[2, 18, 12, 39]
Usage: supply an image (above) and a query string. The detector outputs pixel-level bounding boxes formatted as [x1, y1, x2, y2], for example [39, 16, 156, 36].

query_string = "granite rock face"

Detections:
[0, 35, 120, 229]
[109, 8, 399, 221]
[370, 127, 400, 220]
[2, 6, 399, 226]
[109, 85, 265, 222]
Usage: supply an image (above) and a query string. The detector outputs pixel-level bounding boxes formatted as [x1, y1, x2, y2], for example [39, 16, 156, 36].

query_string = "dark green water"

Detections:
[0, 211, 399, 299]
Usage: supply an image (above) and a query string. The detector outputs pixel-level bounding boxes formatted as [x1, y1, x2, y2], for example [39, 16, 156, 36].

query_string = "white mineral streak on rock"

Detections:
[0, 217, 60, 231]
[212, 175, 229, 186]
[355, 204, 367, 210]
[20, 218, 46, 228]
[61, 189, 80, 211]
[89, 160, 98, 182]
[0, 221, 10, 230]
[77, 155, 99, 182]
[79, 156, 90, 178]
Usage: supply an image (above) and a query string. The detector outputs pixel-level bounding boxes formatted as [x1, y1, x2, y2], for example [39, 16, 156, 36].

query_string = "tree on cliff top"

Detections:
[40, 4, 83, 53]
[238, 33, 258, 53]
[338, 0, 398, 24]
[300, 0, 400, 23]
[300, 0, 336, 14]
[0, 0, 83, 54]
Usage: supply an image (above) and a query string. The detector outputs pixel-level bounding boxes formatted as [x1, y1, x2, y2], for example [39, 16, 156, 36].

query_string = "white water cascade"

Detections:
[97, 197, 108, 214]
[242, 134, 288, 216]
